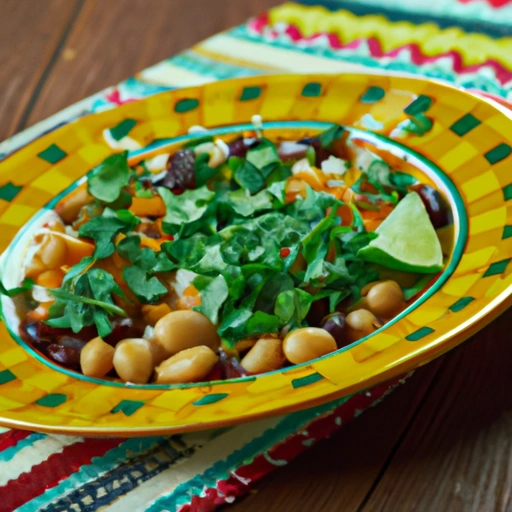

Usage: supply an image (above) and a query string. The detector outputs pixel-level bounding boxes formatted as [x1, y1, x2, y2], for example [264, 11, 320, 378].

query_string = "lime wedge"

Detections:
[358, 192, 443, 273]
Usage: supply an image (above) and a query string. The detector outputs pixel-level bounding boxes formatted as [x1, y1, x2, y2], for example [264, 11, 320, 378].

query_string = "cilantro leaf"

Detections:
[158, 185, 215, 233]
[88, 151, 131, 203]
[123, 265, 168, 304]
[193, 274, 229, 325]
[0, 278, 34, 297]
[79, 209, 140, 259]
[246, 311, 280, 336]
[47, 268, 126, 338]
[317, 124, 345, 149]
[246, 139, 280, 170]
[229, 157, 265, 194]
[195, 152, 219, 187]
[225, 188, 274, 217]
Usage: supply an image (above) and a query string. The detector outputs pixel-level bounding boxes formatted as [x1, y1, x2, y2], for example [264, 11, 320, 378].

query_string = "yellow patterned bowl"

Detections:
[0, 74, 511, 437]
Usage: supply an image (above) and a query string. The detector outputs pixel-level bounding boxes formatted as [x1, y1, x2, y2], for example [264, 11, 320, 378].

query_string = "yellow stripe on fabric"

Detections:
[196, 34, 370, 74]
[269, 4, 512, 67]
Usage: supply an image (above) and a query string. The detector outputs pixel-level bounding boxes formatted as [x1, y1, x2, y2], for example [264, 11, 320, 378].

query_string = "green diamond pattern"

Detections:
[360, 86, 385, 104]
[240, 86, 262, 101]
[37, 144, 67, 164]
[36, 393, 67, 407]
[175, 98, 200, 113]
[449, 297, 475, 313]
[111, 399, 145, 416]
[450, 114, 481, 136]
[0, 369, 16, 385]
[0, 182, 22, 202]
[406, 326, 435, 342]
[404, 95, 433, 116]
[109, 119, 137, 141]
[485, 143, 511, 165]
[301, 82, 322, 97]
[483, 258, 511, 277]
[291, 372, 324, 389]
[193, 393, 229, 406]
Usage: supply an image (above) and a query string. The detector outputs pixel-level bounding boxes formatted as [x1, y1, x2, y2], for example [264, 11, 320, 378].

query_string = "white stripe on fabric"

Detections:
[138, 61, 216, 87]
[196, 33, 370, 74]
[0, 435, 83, 486]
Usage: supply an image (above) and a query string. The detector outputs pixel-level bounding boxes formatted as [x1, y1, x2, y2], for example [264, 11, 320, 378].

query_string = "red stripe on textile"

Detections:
[177, 376, 406, 512]
[458, 0, 512, 7]
[0, 429, 31, 452]
[248, 17, 512, 84]
[0, 437, 123, 512]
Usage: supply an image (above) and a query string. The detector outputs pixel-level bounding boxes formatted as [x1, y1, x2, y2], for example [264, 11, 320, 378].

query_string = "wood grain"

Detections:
[0, 0, 81, 141]
[26, 0, 279, 127]
[361, 310, 512, 512]
[225, 362, 444, 512]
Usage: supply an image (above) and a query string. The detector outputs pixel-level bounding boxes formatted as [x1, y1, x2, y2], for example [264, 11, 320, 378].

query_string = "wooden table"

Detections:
[2, 1, 511, 511]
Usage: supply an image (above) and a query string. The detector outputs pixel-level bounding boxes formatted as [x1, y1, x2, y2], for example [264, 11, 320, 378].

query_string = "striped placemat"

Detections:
[1, 1, 511, 510]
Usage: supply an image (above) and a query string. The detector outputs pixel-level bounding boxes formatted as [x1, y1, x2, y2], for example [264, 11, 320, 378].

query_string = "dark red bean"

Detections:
[299, 137, 332, 167]
[227, 137, 258, 158]
[219, 350, 247, 379]
[306, 298, 330, 327]
[411, 184, 451, 228]
[136, 222, 161, 239]
[163, 149, 196, 191]
[320, 313, 350, 348]
[47, 344, 83, 368]
[104, 317, 144, 346]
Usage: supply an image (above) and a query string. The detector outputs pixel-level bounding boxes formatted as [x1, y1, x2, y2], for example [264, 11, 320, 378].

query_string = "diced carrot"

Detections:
[36, 269, 64, 289]
[142, 303, 172, 326]
[140, 237, 162, 252]
[54, 183, 93, 224]
[24, 255, 46, 279]
[293, 171, 324, 191]
[26, 302, 53, 322]
[177, 285, 201, 309]
[336, 204, 354, 226]
[129, 196, 166, 217]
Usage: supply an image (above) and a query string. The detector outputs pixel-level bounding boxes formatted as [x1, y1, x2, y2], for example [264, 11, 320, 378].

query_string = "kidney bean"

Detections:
[411, 184, 451, 228]
[47, 344, 83, 368]
[227, 137, 258, 158]
[163, 149, 196, 191]
[306, 298, 330, 327]
[320, 313, 350, 348]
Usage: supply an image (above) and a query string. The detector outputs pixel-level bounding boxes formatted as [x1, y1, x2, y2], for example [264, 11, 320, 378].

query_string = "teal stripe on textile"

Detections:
[0, 432, 46, 462]
[15, 437, 170, 512]
[146, 394, 354, 511]
[170, 50, 263, 79]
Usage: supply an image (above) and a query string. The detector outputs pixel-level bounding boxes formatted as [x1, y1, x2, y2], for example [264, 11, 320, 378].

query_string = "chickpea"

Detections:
[155, 346, 218, 384]
[39, 233, 68, 270]
[80, 337, 115, 378]
[283, 327, 337, 365]
[345, 309, 380, 343]
[154, 310, 220, 356]
[113, 338, 154, 384]
[240, 337, 285, 374]
[36, 269, 64, 289]
[366, 280, 405, 319]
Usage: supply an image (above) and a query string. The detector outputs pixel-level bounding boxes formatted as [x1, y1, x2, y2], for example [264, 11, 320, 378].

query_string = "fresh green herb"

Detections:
[79, 208, 141, 259]
[390, 171, 418, 190]
[123, 266, 168, 304]
[158, 185, 215, 235]
[183, 135, 214, 149]
[47, 268, 127, 338]
[194, 153, 219, 187]
[229, 157, 265, 194]
[193, 274, 229, 325]
[88, 151, 131, 203]
[403, 274, 433, 301]
[306, 145, 316, 166]
[0, 278, 34, 297]
[246, 139, 280, 170]
[317, 124, 344, 149]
